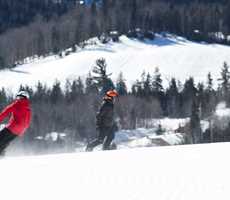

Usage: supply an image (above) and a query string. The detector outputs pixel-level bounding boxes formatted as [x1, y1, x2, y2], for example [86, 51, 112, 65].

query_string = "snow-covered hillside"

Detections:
[1, 34, 230, 93]
[1, 142, 230, 200]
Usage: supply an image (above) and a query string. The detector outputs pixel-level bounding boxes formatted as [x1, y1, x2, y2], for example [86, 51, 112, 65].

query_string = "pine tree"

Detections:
[101, 0, 109, 32]
[85, 72, 98, 95]
[0, 88, 7, 109]
[197, 82, 205, 118]
[207, 72, 213, 92]
[69, 77, 84, 102]
[37, 30, 45, 57]
[166, 78, 180, 117]
[116, 72, 128, 96]
[92, 58, 115, 95]
[143, 72, 152, 98]
[131, 80, 138, 96]
[51, 26, 60, 54]
[90, 0, 99, 37]
[190, 100, 202, 144]
[50, 80, 63, 104]
[204, 72, 216, 116]
[33, 81, 48, 102]
[131, 80, 143, 97]
[152, 67, 163, 95]
[181, 77, 197, 116]
[219, 62, 230, 101]
[0, 55, 5, 69]
[130, 0, 137, 30]
[152, 67, 166, 114]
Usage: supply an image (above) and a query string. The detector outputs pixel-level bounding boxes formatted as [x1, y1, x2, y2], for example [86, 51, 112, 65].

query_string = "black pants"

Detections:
[0, 128, 17, 156]
[86, 128, 115, 151]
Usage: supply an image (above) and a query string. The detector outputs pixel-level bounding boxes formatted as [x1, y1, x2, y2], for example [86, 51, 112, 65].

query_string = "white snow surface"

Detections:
[215, 102, 230, 117]
[112, 118, 187, 149]
[114, 128, 183, 149]
[1, 142, 230, 200]
[1, 34, 230, 93]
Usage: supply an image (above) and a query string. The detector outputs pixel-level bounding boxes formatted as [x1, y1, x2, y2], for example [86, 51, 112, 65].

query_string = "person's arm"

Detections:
[96, 103, 110, 128]
[96, 102, 114, 128]
[0, 101, 16, 123]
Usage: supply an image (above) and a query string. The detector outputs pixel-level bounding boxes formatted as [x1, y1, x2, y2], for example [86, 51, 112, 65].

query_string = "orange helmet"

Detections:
[106, 90, 119, 98]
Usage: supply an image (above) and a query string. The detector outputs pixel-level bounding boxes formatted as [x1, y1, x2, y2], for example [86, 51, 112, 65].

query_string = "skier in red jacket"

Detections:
[0, 90, 31, 156]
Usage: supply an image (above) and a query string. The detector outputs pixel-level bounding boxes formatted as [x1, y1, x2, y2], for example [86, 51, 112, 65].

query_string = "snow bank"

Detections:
[215, 102, 230, 117]
[114, 118, 186, 149]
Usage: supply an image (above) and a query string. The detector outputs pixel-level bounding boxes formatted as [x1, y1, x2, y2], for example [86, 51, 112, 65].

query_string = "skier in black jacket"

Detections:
[86, 90, 119, 151]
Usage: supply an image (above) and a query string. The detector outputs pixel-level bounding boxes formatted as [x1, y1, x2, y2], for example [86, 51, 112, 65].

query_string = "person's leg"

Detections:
[0, 128, 17, 156]
[86, 129, 105, 151]
[102, 130, 115, 150]
[86, 139, 102, 151]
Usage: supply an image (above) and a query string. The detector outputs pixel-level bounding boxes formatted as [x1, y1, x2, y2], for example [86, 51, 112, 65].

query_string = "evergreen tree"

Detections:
[92, 58, 115, 95]
[190, 100, 202, 144]
[166, 78, 180, 117]
[143, 72, 152, 98]
[116, 72, 128, 96]
[33, 81, 48, 102]
[37, 30, 45, 57]
[101, 0, 109, 32]
[152, 67, 166, 114]
[131, 80, 138, 96]
[197, 82, 205, 118]
[68, 77, 84, 102]
[76, 77, 84, 96]
[207, 72, 213, 92]
[90, 0, 99, 37]
[152, 67, 163, 95]
[130, 0, 137, 30]
[181, 77, 197, 116]
[85, 72, 99, 95]
[51, 26, 61, 54]
[131, 80, 143, 97]
[0, 88, 7, 109]
[0, 55, 5, 69]
[204, 72, 216, 116]
[218, 62, 230, 101]
[50, 80, 63, 104]
[223, 1, 230, 35]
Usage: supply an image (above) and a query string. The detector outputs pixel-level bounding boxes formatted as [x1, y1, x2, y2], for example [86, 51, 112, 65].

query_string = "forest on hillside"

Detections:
[1, 0, 230, 68]
[1, 58, 230, 154]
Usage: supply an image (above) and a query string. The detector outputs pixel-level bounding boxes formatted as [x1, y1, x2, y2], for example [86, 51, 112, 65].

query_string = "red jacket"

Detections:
[0, 98, 31, 136]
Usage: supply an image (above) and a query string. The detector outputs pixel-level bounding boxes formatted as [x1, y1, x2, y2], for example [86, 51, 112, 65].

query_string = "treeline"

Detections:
[0, 0, 76, 33]
[1, 58, 230, 154]
[1, 0, 230, 68]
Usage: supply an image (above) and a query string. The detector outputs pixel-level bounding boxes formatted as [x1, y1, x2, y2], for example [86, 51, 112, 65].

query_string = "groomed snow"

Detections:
[1, 34, 230, 94]
[1, 142, 230, 200]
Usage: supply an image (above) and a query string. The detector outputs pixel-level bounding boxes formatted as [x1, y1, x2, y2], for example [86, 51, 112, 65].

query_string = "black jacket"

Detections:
[96, 99, 114, 129]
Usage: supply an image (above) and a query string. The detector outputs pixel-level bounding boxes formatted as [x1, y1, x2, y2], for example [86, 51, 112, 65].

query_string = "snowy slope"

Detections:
[1, 34, 230, 93]
[1, 142, 230, 200]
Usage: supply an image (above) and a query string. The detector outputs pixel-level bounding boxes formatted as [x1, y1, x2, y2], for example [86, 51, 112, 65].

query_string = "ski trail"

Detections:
[0, 143, 230, 200]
